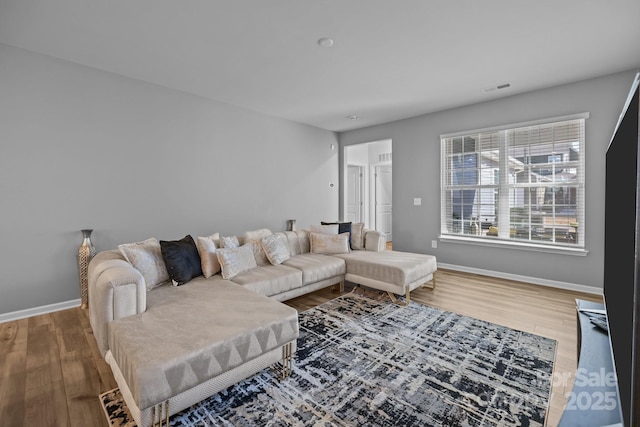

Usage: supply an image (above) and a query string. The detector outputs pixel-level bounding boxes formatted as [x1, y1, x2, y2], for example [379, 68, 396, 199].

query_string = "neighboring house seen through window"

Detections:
[440, 113, 588, 253]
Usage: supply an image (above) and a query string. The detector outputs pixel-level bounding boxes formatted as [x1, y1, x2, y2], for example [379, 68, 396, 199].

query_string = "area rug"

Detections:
[100, 292, 557, 426]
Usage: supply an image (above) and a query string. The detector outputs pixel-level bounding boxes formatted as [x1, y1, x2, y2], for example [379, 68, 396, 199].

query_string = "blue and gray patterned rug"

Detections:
[100, 292, 556, 426]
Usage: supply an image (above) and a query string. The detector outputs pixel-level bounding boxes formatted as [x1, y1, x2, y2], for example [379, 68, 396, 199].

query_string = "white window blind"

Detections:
[440, 115, 586, 249]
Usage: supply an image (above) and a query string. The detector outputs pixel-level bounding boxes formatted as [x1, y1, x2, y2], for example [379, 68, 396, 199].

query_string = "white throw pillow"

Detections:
[310, 224, 339, 235]
[242, 228, 272, 266]
[216, 244, 258, 279]
[310, 232, 351, 255]
[195, 233, 221, 278]
[219, 235, 240, 249]
[351, 223, 365, 250]
[242, 228, 273, 241]
[261, 233, 290, 265]
[118, 237, 170, 290]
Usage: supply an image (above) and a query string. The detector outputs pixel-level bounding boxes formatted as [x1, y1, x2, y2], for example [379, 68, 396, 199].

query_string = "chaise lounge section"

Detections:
[335, 250, 437, 305]
[106, 278, 298, 427]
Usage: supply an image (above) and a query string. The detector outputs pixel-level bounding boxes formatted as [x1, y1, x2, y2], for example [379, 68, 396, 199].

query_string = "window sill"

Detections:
[438, 235, 588, 256]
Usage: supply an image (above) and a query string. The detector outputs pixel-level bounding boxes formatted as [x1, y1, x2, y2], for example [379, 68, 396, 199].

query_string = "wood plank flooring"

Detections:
[0, 269, 602, 427]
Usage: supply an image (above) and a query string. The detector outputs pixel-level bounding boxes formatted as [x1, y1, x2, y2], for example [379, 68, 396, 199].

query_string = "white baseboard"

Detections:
[437, 263, 603, 296]
[0, 299, 81, 323]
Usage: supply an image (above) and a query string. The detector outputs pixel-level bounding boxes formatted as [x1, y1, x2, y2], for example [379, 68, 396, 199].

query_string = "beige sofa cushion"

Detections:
[230, 264, 302, 297]
[282, 253, 345, 285]
[283, 230, 310, 255]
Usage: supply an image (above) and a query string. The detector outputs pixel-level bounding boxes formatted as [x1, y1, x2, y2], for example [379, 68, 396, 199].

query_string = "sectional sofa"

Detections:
[88, 225, 437, 427]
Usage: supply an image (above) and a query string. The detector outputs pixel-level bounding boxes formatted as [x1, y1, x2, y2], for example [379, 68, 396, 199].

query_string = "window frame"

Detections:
[439, 113, 589, 256]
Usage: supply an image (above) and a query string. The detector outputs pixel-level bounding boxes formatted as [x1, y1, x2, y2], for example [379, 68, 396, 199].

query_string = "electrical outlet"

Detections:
[431, 240, 438, 248]
[413, 198, 422, 206]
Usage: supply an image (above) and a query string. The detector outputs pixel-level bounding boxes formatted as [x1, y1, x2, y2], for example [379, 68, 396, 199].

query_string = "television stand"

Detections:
[558, 299, 623, 426]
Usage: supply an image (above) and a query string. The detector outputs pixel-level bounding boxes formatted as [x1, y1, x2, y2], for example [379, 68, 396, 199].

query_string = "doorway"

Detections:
[343, 139, 392, 244]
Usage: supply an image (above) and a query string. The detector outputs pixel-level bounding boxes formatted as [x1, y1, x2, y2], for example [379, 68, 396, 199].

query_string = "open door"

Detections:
[346, 165, 363, 223]
[374, 164, 392, 242]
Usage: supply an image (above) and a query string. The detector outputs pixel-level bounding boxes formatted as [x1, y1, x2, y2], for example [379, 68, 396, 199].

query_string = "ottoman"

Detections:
[335, 250, 437, 305]
[105, 277, 299, 427]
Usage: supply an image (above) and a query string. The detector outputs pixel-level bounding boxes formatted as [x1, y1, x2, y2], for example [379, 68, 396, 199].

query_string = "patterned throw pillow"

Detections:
[219, 235, 240, 249]
[261, 233, 290, 265]
[160, 235, 202, 286]
[309, 232, 351, 255]
[322, 221, 353, 248]
[195, 233, 221, 278]
[216, 244, 258, 279]
[118, 237, 170, 290]
[350, 223, 365, 250]
[242, 228, 273, 241]
[242, 228, 273, 266]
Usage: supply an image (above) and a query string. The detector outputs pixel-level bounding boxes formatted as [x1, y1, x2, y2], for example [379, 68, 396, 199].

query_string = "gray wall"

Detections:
[339, 70, 639, 290]
[0, 44, 339, 315]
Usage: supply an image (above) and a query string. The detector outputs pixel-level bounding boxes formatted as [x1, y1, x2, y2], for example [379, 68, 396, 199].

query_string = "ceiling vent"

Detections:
[484, 83, 511, 93]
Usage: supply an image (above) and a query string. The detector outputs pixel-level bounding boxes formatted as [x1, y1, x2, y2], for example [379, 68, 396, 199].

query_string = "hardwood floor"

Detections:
[0, 269, 602, 427]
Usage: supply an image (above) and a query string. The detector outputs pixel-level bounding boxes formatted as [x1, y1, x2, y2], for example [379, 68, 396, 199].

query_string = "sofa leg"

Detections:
[275, 342, 293, 380]
[347, 283, 362, 295]
[339, 279, 344, 294]
[151, 400, 169, 426]
[422, 272, 437, 291]
[386, 290, 410, 307]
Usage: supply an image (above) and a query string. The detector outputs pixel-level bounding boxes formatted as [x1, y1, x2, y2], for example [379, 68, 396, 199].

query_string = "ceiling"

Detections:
[1, 0, 639, 132]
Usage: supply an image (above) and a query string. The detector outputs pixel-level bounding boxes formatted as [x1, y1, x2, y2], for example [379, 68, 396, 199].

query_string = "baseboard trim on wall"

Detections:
[0, 299, 81, 324]
[437, 263, 603, 296]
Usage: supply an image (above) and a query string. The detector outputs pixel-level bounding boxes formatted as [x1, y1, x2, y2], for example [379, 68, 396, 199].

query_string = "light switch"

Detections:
[413, 198, 422, 206]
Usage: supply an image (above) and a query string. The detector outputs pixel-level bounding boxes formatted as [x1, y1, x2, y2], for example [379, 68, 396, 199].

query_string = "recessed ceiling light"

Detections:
[317, 37, 334, 48]
[347, 115, 359, 121]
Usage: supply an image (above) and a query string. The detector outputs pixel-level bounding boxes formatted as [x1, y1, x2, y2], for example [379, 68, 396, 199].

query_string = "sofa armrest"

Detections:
[363, 230, 386, 251]
[88, 250, 146, 358]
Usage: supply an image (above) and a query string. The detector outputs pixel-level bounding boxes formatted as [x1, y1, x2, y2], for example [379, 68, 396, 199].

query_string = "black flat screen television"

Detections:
[604, 71, 640, 427]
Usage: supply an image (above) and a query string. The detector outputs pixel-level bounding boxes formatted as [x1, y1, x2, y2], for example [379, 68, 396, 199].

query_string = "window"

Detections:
[440, 114, 587, 251]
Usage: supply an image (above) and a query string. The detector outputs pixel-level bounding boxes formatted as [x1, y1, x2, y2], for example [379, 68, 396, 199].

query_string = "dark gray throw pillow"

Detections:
[160, 235, 202, 285]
